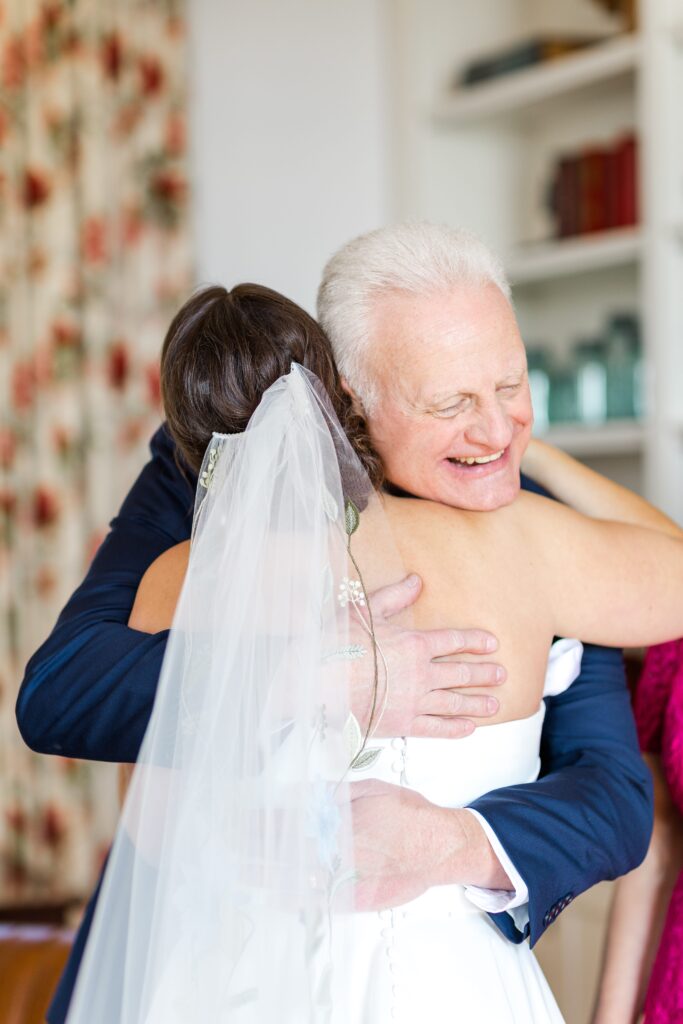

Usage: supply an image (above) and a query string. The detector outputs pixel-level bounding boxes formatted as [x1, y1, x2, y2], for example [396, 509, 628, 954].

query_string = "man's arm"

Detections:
[469, 641, 653, 945]
[350, 642, 652, 944]
[17, 425, 504, 764]
[16, 425, 196, 763]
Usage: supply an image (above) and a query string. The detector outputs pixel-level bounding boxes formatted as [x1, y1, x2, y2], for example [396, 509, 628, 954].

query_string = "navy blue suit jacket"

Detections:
[16, 425, 653, 1022]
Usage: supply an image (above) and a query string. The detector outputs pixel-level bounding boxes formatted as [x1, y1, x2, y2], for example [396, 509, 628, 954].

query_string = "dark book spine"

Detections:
[552, 156, 581, 238]
[579, 148, 609, 233]
[614, 133, 638, 227]
[462, 42, 544, 85]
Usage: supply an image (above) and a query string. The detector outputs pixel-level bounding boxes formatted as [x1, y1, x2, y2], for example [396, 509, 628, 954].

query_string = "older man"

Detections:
[18, 222, 651, 1021]
[316, 222, 652, 930]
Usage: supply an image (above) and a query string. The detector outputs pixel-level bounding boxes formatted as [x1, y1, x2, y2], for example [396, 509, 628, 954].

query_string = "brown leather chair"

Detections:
[0, 925, 73, 1024]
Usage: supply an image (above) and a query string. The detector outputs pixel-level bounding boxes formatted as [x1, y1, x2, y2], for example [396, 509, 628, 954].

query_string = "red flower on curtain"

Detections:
[3, 36, 26, 90]
[12, 362, 38, 410]
[6, 805, 28, 836]
[81, 215, 109, 264]
[101, 32, 124, 81]
[145, 362, 162, 408]
[0, 429, 16, 470]
[107, 340, 130, 390]
[138, 55, 165, 96]
[40, 803, 67, 850]
[165, 111, 186, 156]
[1, 0, 192, 904]
[22, 167, 52, 208]
[32, 486, 61, 529]
[22, 167, 52, 207]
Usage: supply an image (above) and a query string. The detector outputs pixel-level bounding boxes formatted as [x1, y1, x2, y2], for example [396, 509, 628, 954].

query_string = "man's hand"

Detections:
[350, 779, 512, 912]
[347, 574, 504, 739]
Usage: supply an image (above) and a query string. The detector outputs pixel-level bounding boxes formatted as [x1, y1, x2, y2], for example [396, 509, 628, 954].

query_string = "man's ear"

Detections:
[340, 377, 366, 419]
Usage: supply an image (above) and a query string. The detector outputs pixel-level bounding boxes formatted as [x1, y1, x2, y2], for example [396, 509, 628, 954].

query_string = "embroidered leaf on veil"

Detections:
[344, 711, 382, 771]
[344, 498, 360, 536]
[350, 746, 382, 771]
[343, 711, 362, 758]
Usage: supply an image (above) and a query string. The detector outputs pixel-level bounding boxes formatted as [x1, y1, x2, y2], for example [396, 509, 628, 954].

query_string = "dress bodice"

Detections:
[354, 638, 584, 808]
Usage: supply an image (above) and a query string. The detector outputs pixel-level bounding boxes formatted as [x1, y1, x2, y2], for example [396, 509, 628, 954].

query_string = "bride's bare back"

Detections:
[130, 487, 683, 727]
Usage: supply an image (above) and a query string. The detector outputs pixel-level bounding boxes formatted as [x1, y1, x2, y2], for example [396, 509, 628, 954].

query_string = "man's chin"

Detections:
[439, 475, 521, 512]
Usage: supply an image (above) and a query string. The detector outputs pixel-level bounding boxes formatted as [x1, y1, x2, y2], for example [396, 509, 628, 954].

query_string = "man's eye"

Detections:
[433, 404, 465, 418]
[499, 383, 522, 393]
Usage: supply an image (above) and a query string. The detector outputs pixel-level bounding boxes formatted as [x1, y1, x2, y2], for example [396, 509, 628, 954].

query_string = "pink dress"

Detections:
[633, 641, 683, 1023]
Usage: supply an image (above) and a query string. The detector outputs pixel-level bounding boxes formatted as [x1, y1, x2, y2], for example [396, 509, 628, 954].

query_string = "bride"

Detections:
[66, 278, 683, 1024]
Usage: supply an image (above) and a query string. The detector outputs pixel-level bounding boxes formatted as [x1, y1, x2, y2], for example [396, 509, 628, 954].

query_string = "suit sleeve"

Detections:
[16, 425, 196, 764]
[468, 474, 654, 946]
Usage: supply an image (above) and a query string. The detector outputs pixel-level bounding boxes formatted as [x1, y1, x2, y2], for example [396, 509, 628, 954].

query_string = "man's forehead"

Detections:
[376, 296, 521, 359]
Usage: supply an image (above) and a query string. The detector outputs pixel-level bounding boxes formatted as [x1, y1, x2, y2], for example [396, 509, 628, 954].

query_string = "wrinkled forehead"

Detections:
[369, 283, 526, 400]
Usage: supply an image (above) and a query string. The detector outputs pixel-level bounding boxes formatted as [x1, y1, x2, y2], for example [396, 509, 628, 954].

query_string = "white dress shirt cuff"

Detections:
[462, 809, 530, 915]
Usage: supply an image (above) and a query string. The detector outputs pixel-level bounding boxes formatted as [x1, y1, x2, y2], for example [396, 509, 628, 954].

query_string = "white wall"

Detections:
[188, 0, 391, 313]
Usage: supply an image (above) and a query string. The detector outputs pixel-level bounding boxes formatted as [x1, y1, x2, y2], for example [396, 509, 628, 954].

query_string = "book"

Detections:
[547, 133, 638, 238]
[458, 36, 602, 88]
[613, 133, 638, 227]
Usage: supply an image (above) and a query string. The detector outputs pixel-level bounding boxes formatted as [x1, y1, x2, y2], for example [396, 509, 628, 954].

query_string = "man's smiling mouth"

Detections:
[447, 449, 506, 467]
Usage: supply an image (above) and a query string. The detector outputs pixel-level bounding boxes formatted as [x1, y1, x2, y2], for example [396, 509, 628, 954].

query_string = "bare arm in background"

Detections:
[593, 753, 683, 1024]
[522, 438, 682, 539]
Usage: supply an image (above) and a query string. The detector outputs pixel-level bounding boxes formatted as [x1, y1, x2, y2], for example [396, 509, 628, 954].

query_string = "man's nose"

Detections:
[465, 399, 513, 451]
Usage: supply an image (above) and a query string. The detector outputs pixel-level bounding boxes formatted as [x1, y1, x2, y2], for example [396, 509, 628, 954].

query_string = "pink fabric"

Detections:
[633, 641, 683, 1023]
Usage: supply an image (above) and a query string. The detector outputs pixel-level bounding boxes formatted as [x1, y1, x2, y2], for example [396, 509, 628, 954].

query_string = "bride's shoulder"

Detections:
[128, 541, 191, 634]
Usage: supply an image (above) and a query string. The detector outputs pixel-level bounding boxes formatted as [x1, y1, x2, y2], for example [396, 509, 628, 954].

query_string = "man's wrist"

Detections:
[429, 807, 513, 891]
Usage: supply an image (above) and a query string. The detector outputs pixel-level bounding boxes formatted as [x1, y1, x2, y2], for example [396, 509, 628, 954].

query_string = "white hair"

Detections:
[317, 221, 512, 411]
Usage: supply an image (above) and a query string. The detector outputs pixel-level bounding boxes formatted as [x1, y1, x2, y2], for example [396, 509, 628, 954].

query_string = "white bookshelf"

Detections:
[434, 33, 641, 124]
[387, 7, 682, 1019]
[508, 227, 641, 284]
[389, 0, 683, 520]
[536, 419, 645, 457]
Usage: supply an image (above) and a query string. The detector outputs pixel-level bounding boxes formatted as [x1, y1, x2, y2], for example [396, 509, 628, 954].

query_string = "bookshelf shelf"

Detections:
[536, 420, 645, 458]
[394, 0, 683, 516]
[509, 228, 642, 285]
[435, 34, 641, 124]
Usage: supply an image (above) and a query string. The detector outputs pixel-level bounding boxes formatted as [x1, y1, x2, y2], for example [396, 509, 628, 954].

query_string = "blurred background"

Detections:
[1, 0, 682, 1020]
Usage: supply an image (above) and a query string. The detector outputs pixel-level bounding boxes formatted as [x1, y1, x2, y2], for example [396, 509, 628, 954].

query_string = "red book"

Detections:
[579, 147, 610, 233]
[604, 146, 622, 229]
[613, 133, 639, 227]
[551, 155, 581, 238]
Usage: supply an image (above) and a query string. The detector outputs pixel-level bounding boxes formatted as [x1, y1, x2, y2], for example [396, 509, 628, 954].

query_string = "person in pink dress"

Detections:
[595, 640, 683, 1023]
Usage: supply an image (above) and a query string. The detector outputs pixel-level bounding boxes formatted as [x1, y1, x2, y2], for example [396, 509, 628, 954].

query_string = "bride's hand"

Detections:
[345, 575, 505, 740]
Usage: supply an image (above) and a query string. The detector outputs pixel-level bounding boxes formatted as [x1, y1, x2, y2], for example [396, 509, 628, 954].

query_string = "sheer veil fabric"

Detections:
[66, 365, 407, 1023]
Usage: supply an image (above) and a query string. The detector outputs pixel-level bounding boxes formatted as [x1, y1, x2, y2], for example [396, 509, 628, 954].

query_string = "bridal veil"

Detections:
[66, 365, 406, 1023]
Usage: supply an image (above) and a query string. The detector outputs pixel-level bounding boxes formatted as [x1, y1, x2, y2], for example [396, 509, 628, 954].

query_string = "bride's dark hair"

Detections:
[160, 283, 383, 487]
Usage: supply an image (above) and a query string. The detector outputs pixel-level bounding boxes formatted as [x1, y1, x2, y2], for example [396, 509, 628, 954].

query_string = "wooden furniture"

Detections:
[0, 925, 73, 1024]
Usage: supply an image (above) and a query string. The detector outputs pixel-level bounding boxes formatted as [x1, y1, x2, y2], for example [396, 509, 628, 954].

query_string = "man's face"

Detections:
[361, 283, 533, 512]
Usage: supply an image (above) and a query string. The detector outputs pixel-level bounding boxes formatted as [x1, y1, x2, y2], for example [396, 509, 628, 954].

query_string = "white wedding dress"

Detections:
[67, 367, 575, 1024]
[325, 638, 581, 1024]
[138, 642, 578, 1024]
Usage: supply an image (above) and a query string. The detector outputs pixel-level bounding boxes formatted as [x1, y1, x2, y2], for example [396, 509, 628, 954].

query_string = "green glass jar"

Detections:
[526, 346, 552, 432]
[574, 338, 608, 425]
[605, 313, 643, 420]
[549, 356, 578, 425]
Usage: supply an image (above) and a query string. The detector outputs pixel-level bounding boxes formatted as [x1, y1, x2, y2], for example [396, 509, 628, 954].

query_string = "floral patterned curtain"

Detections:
[0, 0, 192, 901]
